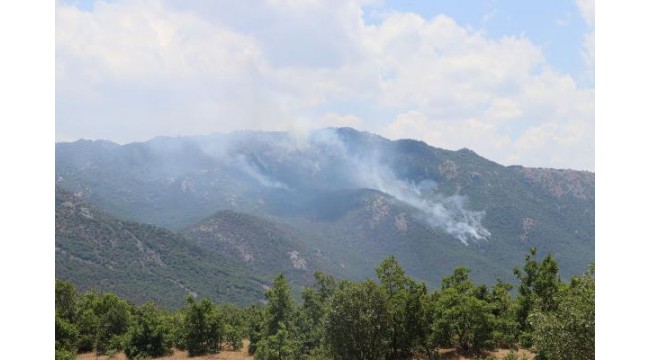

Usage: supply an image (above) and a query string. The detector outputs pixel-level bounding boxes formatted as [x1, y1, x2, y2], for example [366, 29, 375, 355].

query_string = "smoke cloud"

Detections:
[194, 128, 491, 244]
[353, 159, 491, 245]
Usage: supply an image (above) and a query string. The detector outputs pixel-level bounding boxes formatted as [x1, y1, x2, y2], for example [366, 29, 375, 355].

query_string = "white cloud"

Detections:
[312, 113, 365, 129]
[576, 0, 595, 27]
[375, 14, 593, 170]
[56, 0, 594, 170]
[575, 0, 595, 84]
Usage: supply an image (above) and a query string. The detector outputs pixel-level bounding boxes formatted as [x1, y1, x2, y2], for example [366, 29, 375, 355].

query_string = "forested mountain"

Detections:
[55, 188, 268, 308]
[55, 127, 594, 305]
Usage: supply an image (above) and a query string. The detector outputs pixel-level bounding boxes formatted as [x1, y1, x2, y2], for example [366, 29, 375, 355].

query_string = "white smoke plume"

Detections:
[298, 129, 491, 244]
[196, 128, 491, 244]
[350, 150, 491, 245]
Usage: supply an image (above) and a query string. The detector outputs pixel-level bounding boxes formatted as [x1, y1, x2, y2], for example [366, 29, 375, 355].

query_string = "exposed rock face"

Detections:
[366, 195, 391, 229]
[438, 160, 459, 180]
[520, 217, 537, 241]
[518, 168, 594, 200]
[288, 250, 307, 270]
[394, 213, 408, 232]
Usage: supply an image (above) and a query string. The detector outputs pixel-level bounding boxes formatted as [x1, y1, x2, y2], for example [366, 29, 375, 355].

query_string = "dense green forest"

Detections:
[56, 249, 594, 360]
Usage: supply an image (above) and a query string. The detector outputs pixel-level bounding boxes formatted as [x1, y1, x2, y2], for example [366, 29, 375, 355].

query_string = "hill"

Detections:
[55, 188, 268, 308]
[56, 127, 594, 300]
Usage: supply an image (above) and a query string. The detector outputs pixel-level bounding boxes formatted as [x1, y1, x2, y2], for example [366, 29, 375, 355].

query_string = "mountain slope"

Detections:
[55, 188, 269, 308]
[182, 210, 331, 287]
[55, 127, 594, 288]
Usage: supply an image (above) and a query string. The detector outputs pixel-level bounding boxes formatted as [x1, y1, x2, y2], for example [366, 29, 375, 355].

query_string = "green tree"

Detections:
[75, 290, 101, 352]
[266, 274, 296, 335]
[55, 279, 78, 323]
[245, 304, 266, 355]
[169, 309, 186, 350]
[55, 280, 79, 354]
[433, 267, 495, 354]
[255, 322, 299, 360]
[182, 296, 223, 356]
[55, 314, 79, 353]
[324, 280, 390, 360]
[531, 265, 594, 360]
[513, 248, 561, 345]
[218, 303, 245, 351]
[299, 271, 337, 353]
[488, 279, 518, 348]
[94, 293, 132, 355]
[255, 274, 299, 359]
[376, 255, 427, 359]
[124, 302, 173, 359]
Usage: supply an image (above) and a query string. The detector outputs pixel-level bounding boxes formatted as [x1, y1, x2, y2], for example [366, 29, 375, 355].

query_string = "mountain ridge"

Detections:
[55, 127, 594, 306]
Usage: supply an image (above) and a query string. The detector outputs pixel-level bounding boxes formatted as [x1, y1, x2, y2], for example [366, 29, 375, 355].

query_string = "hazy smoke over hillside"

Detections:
[353, 161, 491, 245]
[197, 128, 491, 244]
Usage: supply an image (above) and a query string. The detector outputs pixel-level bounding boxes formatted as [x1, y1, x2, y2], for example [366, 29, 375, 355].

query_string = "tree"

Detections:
[55, 280, 78, 323]
[218, 303, 245, 351]
[94, 293, 132, 355]
[531, 265, 594, 360]
[75, 290, 101, 352]
[265, 274, 296, 335]
[254, 322, 299, 360]
[182, 296, 223, 356]
[55, 314, 79, 354]
[71, 289, 132, 354]
[513, 248, 561, 345]
[376, 255, 427, 359]
[245, 304, 266, 355]
[55, 280, 79, 355]
[324, 280, 390, 360]
[488, 279, 518, 348]
[124, 302, 173, 359]
[300, 271, 337, 353]
[255, 274, 299, 360]
[433, 267, 495, 354]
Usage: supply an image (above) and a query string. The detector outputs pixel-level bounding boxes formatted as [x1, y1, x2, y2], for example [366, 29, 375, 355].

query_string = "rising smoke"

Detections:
[197, 128, 491, 245]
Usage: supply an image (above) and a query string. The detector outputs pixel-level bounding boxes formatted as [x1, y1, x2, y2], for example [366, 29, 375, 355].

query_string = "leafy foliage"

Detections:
[531, 266, 595, 360]
[376, 255, 430, 359]
[181, 296, 223, 356]
[324, 280, 390, 360]
[55, 315, 78, 353]
[513, 248, 561, 344]
[299, 272, 337, 354]
[432, 267, 496, 354]
[55, 250, 594, 360]
[124, 302, 173, 359]
[94, 293, 132, 354]
[254, 274, 301, 360]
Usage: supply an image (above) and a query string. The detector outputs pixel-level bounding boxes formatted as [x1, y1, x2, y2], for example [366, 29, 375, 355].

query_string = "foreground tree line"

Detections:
[55, 248, 594, 360]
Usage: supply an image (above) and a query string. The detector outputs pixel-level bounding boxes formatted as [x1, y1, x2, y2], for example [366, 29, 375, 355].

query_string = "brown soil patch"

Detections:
[77, 341, 533, 360]
[434, 347, 534, 359]
[76, 340, 253, 360]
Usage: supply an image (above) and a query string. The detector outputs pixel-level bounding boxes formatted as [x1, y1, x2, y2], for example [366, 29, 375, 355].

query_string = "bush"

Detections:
[531, 268, 594, 360]
[124, 302, 173, 360]
[223, 324, 243, 351]
[182, 297, 223, 356]
[55, 349, 76, 360]
[55, 315, 78, 352]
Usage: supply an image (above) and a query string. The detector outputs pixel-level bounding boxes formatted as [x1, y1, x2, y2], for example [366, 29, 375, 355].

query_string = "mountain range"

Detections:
[55, 127, 594, 307]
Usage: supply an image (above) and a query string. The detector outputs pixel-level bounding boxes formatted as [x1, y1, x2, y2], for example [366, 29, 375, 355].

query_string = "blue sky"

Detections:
[366, 0, 591, 87]
[56, 0, 594, 170]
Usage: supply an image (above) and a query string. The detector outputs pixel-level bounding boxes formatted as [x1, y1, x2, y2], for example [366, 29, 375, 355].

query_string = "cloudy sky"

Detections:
[56, 0, 594, 170]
